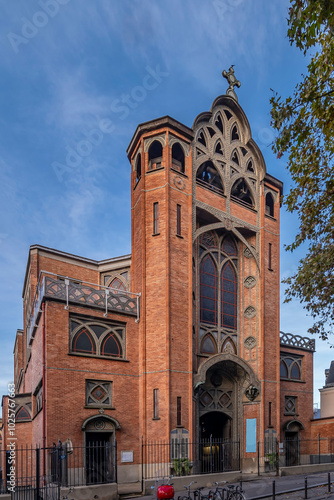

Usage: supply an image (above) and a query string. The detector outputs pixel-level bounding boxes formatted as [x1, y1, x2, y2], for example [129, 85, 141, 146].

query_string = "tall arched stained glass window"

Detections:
[221, 262, 237, 329]
[200, 255, 217, 325]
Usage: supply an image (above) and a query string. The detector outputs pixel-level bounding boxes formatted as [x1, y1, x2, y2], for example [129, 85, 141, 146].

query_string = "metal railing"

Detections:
[142, 438, 240, 480]
[2, 442, 117, 497]
[27, 271, 141, 344]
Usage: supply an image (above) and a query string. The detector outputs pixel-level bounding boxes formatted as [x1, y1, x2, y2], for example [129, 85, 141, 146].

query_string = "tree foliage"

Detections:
[270, 0, 334, 340]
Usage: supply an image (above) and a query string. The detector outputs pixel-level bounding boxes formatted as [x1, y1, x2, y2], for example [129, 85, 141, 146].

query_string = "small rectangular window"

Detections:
[153, 389, 159, 419]
[177, 396, 182, 426]
[268, 243, 272, 270]
[177, 204, 182, 236]
[153, 202, 159, 235]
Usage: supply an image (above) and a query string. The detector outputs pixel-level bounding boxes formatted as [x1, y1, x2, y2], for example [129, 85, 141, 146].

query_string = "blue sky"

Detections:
[0, 0, 332, 413]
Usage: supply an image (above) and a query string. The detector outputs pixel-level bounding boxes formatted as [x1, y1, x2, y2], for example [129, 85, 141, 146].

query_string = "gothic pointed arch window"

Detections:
[199, 231, 238, 332]
[231, 123, 240, 141]
[215, 141, 224, 156]
[196, 161, 224, 195]
[214, 113, 224, 135]
[247, 159, 255, 173]
[231, 149, 240, 166]
[70, 316, 125, 359]
[172, 143, 185, 173]
[200, 255, 218, 325]
[280, 354, 302, 381]
[101, 333, 122, 357]
[73, 327, 96, 355]
[16, 406, 31, 421]
[222, 338, 236, 354]
[197, 129, 207, 147]
[109, 277, 126, 294]
[231, 178, 254, 207]
[222, 235, 237, 256]
[221, 262, 237, 329]
[201, 334, 217, 354]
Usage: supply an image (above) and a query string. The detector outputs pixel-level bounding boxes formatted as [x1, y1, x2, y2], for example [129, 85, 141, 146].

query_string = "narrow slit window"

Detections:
[177, 396, 182, 426]
[177, 204, 181, 236]
[153, 202, 159, 235]
[269, 243, 272, 270]
[153, 389, 159, 419]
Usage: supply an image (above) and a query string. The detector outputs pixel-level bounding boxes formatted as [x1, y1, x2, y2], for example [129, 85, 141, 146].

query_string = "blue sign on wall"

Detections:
[246, 418, 257, 453]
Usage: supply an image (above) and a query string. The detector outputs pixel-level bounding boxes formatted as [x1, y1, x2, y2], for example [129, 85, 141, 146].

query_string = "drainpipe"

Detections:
[42, 302, 46, 478]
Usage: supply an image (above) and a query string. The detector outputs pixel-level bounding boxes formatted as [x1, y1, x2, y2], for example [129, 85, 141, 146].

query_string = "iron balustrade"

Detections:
[27, 271, 140, 344]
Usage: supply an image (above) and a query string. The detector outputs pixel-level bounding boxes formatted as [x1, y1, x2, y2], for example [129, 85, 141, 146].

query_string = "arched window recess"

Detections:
[265, 192, 274, 217]
[196, 161, 224, 196]
[171, 143, 185, 173]
[135, 153, 142, 183]
[246, 159, 255, 173]
[108, 277, 126, 294]
[231, 178, 254, 208]
[197, 129, 207, 148]
[214, 140, 224, 156]
[231, 149, 239, 166]
[214, 113, 224, 135]
[201, 334, 217, 354]
[148, 140, 163, 170]
[231, 123, 240, 141]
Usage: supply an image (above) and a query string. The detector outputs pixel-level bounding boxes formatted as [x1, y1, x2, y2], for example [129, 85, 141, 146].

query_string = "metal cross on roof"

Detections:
[222, 65, 241, 101]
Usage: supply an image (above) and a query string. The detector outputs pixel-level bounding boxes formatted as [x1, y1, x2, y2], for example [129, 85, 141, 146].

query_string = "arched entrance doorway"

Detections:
[200, 411, 232, 440]
[194, 353, 260, 473]
[82, 415, 120, 484]
[284, 420, 304, 466]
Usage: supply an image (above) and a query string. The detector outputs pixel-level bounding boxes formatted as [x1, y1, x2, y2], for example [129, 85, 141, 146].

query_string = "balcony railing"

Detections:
[280, 331, 315, 352]
[27, 272, 140, 344]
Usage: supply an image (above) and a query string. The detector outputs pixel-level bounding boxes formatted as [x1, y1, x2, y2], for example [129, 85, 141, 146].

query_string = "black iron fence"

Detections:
[1, 441, 117, 498]
[281, 436, 334, 467]
[257, 437, 334, 475]
[142, 438, 241, 480]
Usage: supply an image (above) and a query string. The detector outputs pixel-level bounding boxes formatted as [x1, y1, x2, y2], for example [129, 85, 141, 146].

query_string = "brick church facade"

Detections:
[2, 79, 317, 485]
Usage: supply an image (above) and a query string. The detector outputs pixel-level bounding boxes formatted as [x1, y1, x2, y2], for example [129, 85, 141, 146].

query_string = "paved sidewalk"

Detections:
[127, 472, 334, 500]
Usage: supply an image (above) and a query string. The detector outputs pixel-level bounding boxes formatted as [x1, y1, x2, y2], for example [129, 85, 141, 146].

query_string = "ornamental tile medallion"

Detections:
[244, 306, 256, 319]
[244, 336, 256, 349]
[244, 276, 256, 289]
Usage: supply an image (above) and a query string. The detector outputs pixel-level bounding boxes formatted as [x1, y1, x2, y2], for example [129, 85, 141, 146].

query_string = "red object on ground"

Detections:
[157, 484, 174, 499]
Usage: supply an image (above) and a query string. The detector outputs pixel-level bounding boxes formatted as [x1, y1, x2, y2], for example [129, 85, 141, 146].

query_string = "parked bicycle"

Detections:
[194, 486, 213, 500]
[209, 483, 246, 500]
[178, 481, 197, 500]
[62, 488, 74, 500]
[209, 481, 227, 500]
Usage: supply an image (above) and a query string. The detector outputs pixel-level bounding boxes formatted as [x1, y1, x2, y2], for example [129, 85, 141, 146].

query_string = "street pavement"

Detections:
[130, 472, 334, 500]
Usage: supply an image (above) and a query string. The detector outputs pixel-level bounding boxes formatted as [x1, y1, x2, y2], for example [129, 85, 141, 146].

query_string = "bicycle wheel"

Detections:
[230, 491, 246, 500]
[178, 496, 192, 500]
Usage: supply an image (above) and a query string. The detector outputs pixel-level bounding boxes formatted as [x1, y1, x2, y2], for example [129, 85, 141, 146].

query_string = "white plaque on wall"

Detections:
[121, 451, 133, 463]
